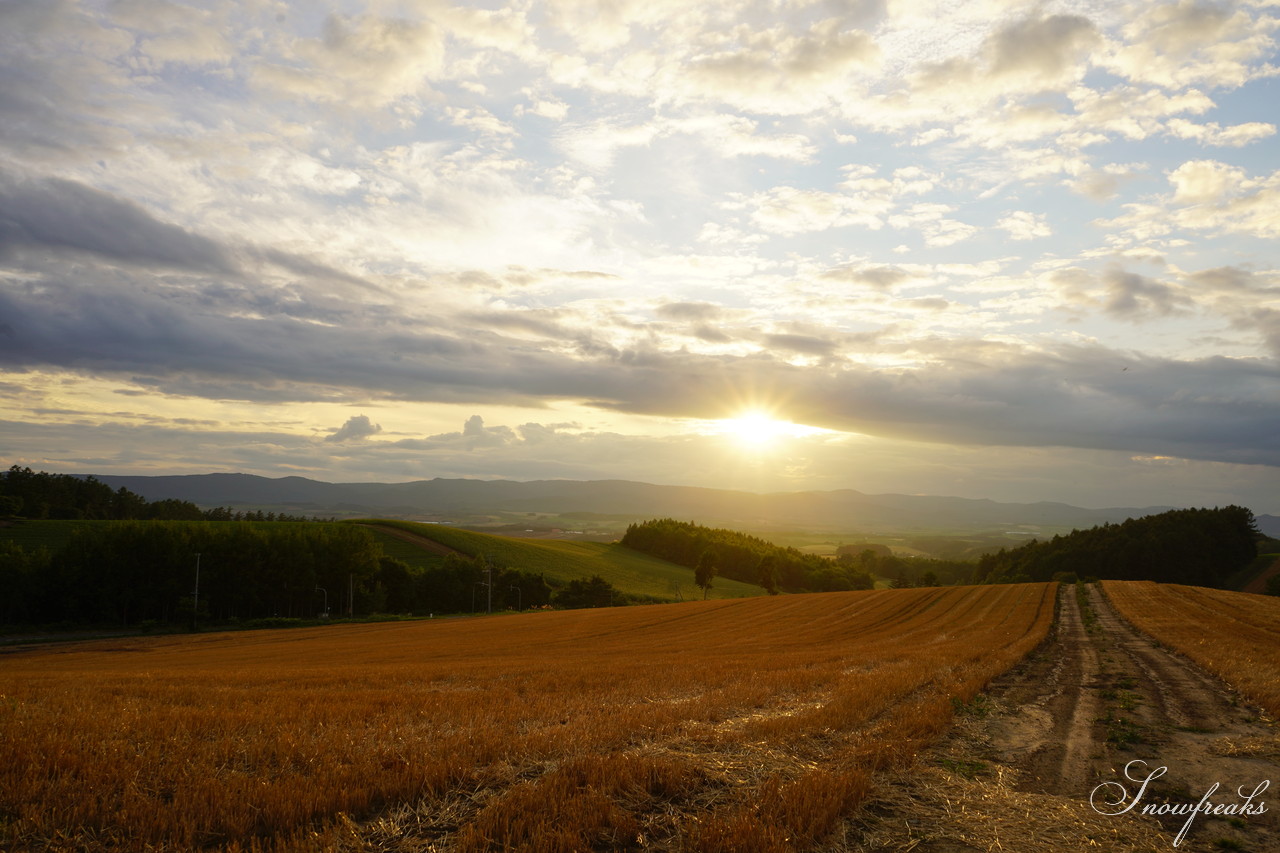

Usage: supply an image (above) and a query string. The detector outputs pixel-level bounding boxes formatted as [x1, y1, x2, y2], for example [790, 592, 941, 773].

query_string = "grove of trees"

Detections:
[620, 519, 876, 592]
[975, 506, 1259, 586]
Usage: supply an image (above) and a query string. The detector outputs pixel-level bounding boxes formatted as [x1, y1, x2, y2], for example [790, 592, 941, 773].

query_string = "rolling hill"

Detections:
[356, 520, 765, 601]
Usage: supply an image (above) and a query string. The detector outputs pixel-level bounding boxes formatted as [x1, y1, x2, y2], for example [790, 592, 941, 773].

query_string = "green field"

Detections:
[0, 519, 116, 551]
[354, 519, 766, 601]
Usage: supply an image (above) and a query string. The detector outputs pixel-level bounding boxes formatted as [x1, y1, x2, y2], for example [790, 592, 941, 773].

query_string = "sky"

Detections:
[1, 0, 1278, 513]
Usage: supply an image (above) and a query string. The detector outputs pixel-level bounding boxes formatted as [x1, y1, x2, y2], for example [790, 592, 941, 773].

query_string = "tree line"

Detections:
[975, 505, 1259, 586]
[620, 519, 876, 593]
[1, 466, 326, 522]
[1, 521, 379, 626]
[1, 520, 631, 628]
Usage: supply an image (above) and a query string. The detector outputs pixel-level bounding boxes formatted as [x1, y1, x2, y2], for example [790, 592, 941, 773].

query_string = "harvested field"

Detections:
[0, 584, 1054, 851]
[852, 583, 1280, 852]
[1103, 580, 1280, 718]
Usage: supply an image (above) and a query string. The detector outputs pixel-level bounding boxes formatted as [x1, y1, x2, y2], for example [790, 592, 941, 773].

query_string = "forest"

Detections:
[975, 505, 1260, 586]
[0, 465, 320, 522]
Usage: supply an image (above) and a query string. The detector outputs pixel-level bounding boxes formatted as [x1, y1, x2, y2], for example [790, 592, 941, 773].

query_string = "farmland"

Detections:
[1, 583, 1054, 851]
[1102, 580, 1280, 717]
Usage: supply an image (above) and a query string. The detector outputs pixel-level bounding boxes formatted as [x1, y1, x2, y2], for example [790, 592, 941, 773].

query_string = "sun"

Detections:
[720, 411, 790, 446]
[712, 410, 831, 448]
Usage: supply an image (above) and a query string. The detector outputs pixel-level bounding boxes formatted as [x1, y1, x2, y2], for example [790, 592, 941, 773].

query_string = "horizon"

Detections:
[2, 2, 1278, 514]
[56, 467, 1275, 516]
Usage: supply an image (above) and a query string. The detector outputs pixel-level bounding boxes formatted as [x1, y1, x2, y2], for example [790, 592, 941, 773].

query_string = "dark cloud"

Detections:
[818, 264, 911, 291]
[1102, 268, 1188, 318]
[1, 221, 1277, 469]
[988, 15, 1098, 82]
[656, 301, 724, 322]
[0, 172, 236, 273]
[763, 333, 838, 357]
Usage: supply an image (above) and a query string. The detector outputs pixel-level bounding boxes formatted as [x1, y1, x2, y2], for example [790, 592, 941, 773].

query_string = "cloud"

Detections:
[0, 172, 235, 272]
[2, 0, 1278, 510]
[887, 204, 977, 247]
[818, 264, 913, 291]
[655, 301, 724, 322]
[1103, 0, 1275, 89]
[742, 185, 888, 236]
[1100, 268, 1189, 318]
[996, 210, 1051, 241]
[681, 18, 881, 114]
[1095, 161, 1280, 245]
[1169, 159, 1248, 203]
[987, 14, 1100, 89]
[1166, 119, 1275, 147]
[325, 414, 382, 443]
[254, 12, 445, 108]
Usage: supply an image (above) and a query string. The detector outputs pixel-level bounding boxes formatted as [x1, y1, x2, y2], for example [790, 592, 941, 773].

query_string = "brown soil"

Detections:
[1243, 557, 1280, 595]
[846, 584, 1280, 853]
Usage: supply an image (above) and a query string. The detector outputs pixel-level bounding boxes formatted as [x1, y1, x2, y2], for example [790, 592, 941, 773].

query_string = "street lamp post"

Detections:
[315, 586, 328, 619]
[509, 585, 522, 611]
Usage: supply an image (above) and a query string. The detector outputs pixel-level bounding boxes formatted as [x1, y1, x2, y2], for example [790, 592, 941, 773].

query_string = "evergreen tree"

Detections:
[695, 550, 718, 600]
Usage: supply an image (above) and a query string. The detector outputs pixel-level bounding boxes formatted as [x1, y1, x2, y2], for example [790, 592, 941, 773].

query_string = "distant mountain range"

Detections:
[85, 472, 1280, 538]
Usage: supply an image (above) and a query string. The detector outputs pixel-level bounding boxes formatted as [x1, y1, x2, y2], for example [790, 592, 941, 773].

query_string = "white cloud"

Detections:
[254, 12, 445, 108]
[1169, 159, 1249, 203]
[326, 414, 382, 443]
[746, 186, 884, 235]
[888, 203, 977, 247]
[1167, 119, 1276, 147]
[997, 210, 1052, 240]
[680, 18, 881, 114]
[1103, 0, 1278, 89]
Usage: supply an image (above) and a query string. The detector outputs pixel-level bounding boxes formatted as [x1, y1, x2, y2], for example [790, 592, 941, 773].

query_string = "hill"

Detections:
[357, 520, 764, 602]
[89, 472, 1185, 536]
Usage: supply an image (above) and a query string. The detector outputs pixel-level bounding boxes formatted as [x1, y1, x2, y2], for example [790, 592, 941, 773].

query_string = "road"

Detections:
[849, 584, 1280, 853]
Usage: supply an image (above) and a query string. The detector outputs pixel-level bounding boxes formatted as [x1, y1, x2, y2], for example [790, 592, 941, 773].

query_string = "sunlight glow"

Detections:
[714, 411, 830, 447]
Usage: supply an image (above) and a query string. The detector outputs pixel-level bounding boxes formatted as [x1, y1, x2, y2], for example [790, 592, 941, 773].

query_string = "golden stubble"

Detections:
[1, 584, 1057, 851]
[1103, 580, 1280, 719]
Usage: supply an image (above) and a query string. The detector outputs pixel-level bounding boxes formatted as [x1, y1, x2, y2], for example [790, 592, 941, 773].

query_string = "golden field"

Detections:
[1103, 580, 1280, 718]
[1, 584, 1056, 851]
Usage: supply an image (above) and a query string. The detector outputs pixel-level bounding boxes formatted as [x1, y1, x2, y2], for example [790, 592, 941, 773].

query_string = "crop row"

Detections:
[1, 583, 1055, 851]
[1102, 580, 1280, 717]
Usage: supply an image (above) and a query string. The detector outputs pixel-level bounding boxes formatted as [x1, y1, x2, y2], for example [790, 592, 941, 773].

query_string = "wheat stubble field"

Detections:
[1, 584, 1055, 852]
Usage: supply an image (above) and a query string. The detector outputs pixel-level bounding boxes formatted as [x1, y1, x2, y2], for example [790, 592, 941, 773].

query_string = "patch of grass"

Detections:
[1076, 581, 1100, 633]
[1214, 837, 1245, 851]
[937, 757, 989, 779]
[1116, 690, 1141, 712]
[950, 694, 994, 718]
[1102, 712, 1145, 748]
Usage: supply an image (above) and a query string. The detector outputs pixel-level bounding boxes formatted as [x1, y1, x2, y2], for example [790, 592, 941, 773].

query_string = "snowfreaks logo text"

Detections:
[1090, 759, 1270, 847]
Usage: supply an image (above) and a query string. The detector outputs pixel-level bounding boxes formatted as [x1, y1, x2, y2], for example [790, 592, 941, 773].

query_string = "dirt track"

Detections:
[358, 523, 465, 557]
[849, 584, 1280, 853]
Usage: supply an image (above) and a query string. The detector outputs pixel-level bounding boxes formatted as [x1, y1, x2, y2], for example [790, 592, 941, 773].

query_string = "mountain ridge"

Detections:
[85, 471, 1208, 535]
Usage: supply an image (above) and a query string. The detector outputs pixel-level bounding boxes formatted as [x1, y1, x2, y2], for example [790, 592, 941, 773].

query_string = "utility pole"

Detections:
[191, 553, 201, 631]
[485, 555, 493, 615]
